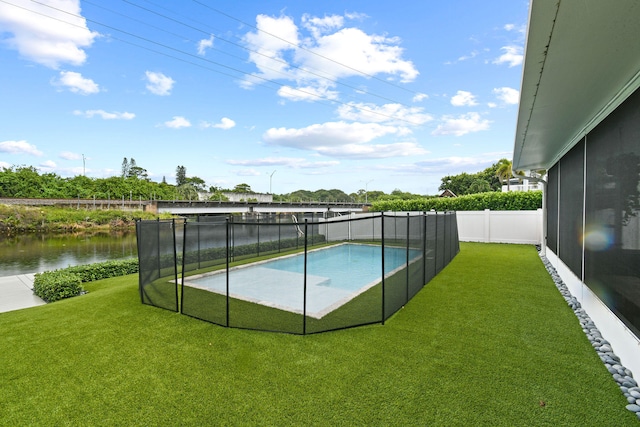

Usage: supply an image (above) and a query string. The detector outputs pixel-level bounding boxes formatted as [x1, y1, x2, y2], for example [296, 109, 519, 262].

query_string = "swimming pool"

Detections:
[184, 243, 422, 319]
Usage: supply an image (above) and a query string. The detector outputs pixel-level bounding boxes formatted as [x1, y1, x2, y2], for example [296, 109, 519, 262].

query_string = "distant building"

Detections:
[501, 177, 543, 193]
[197, 192, 273, 202]
[439, 189, 457, 198]
[222, 192, 273, 203]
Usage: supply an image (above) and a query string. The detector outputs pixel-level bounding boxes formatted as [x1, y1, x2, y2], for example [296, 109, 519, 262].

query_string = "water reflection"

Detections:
[0, 231, 137, 276]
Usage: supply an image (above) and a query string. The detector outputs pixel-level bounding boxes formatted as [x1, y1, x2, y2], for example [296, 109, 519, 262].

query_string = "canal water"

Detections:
[0, 231, 138, 276]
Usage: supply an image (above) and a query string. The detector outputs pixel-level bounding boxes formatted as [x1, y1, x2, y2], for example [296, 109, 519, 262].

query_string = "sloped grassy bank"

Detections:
[0, 204, 168, 234]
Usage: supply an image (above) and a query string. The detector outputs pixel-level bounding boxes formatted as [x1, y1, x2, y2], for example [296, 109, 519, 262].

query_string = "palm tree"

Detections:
[495, 159, 514, 191]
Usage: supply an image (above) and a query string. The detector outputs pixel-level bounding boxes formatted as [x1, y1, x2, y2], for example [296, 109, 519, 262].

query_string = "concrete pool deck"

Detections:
[0, 274, 46, 313]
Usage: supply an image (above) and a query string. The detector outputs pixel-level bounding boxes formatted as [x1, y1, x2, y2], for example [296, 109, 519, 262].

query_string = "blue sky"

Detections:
[0, 0, 529, 195]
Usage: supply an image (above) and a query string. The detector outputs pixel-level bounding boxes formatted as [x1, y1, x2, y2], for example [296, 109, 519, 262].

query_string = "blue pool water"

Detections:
[260, 244, 419, 291]
[185, 243, 422, 318]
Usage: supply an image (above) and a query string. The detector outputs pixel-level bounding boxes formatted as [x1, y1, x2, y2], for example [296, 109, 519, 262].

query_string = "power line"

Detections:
[3, 0, 426, 125]
[118, 0, 415, 106]
[191, 0, 418, 95]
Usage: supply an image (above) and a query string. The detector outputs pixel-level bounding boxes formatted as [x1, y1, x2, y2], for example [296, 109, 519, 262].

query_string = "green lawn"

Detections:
[0, 243, 636, 426]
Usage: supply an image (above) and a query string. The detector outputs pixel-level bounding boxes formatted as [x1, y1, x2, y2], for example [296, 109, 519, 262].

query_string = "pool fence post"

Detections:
[434, 212, 439, 276]
[226, 217, 230, 327]
[230, 215, 235, 263]
[303, 219, 308, 335]
[156, 218, 161, 288]
[406, 212, 410, 304]
[171, 218, 180, 312]
[257, 215, 260, 258]
[443, 212, 447, 265]
[135, 219, 142, 303]
[422, 212, 427, 289]
[381, 212, 386, 325]
[180, 218, 187, 314]
[196, 215, 201, 270]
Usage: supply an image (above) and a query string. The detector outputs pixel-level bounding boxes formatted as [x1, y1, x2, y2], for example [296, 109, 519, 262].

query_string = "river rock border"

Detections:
[540, 254, 640, 421]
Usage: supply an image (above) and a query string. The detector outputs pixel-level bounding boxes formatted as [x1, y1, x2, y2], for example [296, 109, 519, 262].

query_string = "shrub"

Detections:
[33, 271, 83, 302]
[33, 258, 139, 303]
[64, 259, 139, 282]
[370, 191, 542, 212]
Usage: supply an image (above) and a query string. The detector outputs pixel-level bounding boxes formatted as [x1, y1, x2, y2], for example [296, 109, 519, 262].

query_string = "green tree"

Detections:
[185, 176, 206, 192]
[232, 183, 252, 193]
[468, 179, 491, 193]
[208, 187, 229, 201]
[176, 183, 199, 200]
[439, 172, 478, 195]
[121, 158, 129, 178]
[0, 166, 45, 197]
[175, 166, 187, 186]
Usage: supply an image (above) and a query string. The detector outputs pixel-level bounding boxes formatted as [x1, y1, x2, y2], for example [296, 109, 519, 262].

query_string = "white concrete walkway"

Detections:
[0, 274, 46, 313]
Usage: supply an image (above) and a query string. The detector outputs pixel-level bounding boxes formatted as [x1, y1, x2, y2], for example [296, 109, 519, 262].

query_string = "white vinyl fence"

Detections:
[457, 209, 543, 245]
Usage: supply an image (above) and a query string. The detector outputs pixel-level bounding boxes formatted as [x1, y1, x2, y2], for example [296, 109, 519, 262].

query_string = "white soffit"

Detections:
[513, 0, 640, 171]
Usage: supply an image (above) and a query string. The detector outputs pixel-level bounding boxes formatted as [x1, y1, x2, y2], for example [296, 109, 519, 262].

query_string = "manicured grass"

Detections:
[0, 243, 636, 425]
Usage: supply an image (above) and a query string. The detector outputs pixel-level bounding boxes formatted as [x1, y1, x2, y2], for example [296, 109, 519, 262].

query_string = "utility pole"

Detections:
[269, 170, 277, 194]
[362, 179, 373, 203]
[82, 154, 86, 176]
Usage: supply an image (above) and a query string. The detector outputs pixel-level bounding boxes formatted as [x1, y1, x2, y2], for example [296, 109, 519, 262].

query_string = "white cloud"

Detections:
[197, 34, 214, 55]
[314, 141, 426, 158]
[493, 87, 519, 105]
[417, 152, 512, 171]
[0, 140, 43, 156]
[59, 151, 81, 160]
[201, 117, 236, 130]
[493, 45, 523, 67]
[263, 121, 426, 159]
[450, 90, 478, 107]
[226, 157, 339, 169]
[504, 23, 527, 34]
[73, 109, 135, 119]
[301, 14, 344, 38]
[0, 161, 10, 169]
[0, 0, 98, 68]
[277, 85, 339, 102]
[235, 168, 262, 177]
[243, 15, 299, 82]
[432, 113, 491, 136]
[337, 102, 432, 125]
[377, 152, 511, 176]
[299, 27, 418, 83]
[145, 71, 175, 95]
[242, 12, 418, 100]
[412, 93, 428, 102]
[265, 121, 399, 147]
[162, 116, 191, 129]
[39, 160, 57, 169]
[53, 71, 100, 95]
[457, 50, 479, 62]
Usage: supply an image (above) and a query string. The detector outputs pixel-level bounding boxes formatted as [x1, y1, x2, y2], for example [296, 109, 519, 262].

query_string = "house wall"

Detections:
[546, 85, 640, 379]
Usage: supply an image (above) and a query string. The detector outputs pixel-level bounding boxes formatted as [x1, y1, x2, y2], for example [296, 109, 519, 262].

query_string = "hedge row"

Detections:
[63, 258, 139, 282]
[370, 191, 542, 212]
[33, 258, 139, 303]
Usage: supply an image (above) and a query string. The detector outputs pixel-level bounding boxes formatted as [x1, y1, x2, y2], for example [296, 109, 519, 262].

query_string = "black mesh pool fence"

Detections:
[136, 212, 459, 334]
[136, 218, 181, 312]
